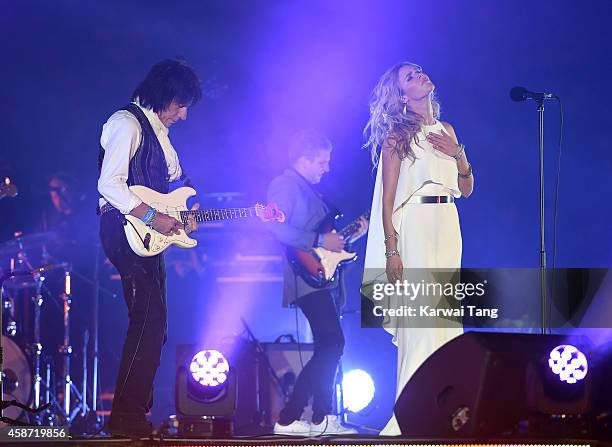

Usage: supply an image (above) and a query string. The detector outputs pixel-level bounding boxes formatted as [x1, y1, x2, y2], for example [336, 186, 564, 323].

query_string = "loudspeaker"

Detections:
[260, 342, 314, 426]
[394, 332, 594, 437]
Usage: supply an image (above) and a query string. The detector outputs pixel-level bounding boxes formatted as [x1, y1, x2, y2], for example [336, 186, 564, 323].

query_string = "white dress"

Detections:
[363, 121, 464, 436]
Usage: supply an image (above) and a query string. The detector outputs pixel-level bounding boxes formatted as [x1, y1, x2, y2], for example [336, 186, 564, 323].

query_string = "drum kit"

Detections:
[0, 178, 101, 431]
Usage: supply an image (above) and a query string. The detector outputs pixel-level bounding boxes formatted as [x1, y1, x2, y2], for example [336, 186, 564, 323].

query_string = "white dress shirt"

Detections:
[98, 101, 183, 214]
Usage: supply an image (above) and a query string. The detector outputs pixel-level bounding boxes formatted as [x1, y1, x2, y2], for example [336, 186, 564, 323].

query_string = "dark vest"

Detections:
[98, 103, 169, 194]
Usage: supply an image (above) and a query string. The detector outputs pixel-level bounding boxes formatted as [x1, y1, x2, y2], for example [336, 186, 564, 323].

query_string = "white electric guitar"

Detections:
[124, 185, 285, 257]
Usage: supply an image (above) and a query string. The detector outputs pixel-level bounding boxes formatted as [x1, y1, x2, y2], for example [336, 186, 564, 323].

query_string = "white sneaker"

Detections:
[273, 420, 312, 436]
[310, 415, 358, 436]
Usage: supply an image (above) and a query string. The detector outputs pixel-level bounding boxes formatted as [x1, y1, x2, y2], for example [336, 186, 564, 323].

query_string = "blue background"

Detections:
[1, 0, 611, 430]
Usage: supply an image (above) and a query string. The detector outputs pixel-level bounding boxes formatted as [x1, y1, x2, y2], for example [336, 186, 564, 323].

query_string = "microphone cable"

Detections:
[550, 96, 564, 332]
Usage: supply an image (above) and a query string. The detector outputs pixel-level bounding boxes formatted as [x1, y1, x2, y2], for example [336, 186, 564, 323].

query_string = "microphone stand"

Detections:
[512, 87, 557, 334]
[536, 99, 548, 334]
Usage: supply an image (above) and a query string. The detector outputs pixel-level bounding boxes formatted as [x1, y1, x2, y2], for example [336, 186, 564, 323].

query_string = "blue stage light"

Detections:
[342, 369, 375, 412]
[189, 349, 230, 387]
[548, 344, 588, 384]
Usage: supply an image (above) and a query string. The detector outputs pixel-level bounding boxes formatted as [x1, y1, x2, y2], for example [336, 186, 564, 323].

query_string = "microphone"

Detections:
[510, 86, 556, 102]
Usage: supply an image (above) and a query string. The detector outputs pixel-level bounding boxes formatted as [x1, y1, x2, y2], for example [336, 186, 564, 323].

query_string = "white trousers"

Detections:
[380, 200, 463, 436]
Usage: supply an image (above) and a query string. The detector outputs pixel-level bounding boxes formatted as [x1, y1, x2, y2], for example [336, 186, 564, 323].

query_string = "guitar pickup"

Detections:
[144, 233, 151, 251]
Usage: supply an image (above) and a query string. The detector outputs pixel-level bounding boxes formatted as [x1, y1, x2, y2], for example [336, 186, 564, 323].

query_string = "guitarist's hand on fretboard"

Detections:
[185, 202, 200, 234]
[349, 216, 369, 243]
[320, 232, 346, 252]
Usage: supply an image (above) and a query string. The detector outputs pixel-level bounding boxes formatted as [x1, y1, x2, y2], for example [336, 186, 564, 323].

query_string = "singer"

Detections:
[362, 61, 474, 435]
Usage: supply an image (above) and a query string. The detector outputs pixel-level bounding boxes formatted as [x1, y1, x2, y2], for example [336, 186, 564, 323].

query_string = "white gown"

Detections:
[363, 121, 464, 436]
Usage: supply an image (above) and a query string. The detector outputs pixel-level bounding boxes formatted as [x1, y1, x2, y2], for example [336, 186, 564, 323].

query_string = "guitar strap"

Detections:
[179, 169, 195, 189]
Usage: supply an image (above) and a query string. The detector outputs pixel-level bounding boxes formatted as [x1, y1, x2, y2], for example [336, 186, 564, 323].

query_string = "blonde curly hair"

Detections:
[363, 61, 440, 166]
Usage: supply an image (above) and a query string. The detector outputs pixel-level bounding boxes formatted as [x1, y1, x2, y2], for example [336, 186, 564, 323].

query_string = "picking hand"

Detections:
[320, 232, 345, 252]
[152, 213, 183, 236]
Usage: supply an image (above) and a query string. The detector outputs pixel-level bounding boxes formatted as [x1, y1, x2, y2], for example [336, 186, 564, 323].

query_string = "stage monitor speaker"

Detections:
[394, 332, 594, 437]
[260, 342, 314, 426]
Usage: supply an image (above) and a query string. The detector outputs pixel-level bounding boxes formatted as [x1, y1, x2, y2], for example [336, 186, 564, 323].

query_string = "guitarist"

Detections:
[97, 59, 201, 438]
[266, 129, 368, 436]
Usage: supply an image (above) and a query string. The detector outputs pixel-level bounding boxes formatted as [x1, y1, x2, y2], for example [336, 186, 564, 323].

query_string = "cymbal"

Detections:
[0, 232, 58, 256]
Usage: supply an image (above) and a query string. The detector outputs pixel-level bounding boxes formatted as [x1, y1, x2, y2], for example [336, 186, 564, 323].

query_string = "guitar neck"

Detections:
[337, 212, 370, 240]
[180, 207, 260, 223]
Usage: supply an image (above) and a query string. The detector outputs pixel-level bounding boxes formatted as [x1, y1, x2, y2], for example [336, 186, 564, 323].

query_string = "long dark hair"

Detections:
[132, 59, 202, 112]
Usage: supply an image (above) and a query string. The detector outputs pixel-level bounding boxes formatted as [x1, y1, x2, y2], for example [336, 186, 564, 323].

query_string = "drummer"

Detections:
[40, 172, 85, 239]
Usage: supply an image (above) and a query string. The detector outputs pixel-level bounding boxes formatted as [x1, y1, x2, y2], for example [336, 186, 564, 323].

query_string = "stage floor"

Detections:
[4, 435, 607, 447]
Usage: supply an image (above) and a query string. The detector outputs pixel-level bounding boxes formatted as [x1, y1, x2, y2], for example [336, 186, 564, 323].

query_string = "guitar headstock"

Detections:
[0, 177, 18, 199]
[255, 202, 286, 223]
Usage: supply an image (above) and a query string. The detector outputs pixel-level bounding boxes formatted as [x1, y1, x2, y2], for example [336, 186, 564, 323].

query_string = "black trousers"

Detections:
[279, 289, 345, 425]
[100, 211, 167, 419]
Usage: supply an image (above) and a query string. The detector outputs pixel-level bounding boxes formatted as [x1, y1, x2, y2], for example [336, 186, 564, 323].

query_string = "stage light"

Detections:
[342, 369, 375, 412]
[548, 344, 588, 384]
[176, 345, 236, 426]
[189, 349, 230, 387]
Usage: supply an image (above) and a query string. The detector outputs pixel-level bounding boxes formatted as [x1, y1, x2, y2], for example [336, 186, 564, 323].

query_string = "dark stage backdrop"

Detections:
[1, 0, 611, 429]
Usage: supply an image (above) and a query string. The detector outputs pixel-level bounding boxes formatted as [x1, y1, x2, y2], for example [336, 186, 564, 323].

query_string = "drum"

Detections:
[2, 289, 36, 342]
[1, 335, 32, 426]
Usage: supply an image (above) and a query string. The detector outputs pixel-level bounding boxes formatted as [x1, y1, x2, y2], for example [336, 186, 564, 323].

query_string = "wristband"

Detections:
[146, 210, 158, 228]
[141, 207, 155, 225]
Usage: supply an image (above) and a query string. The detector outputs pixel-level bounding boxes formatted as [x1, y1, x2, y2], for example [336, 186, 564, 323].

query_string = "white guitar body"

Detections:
[124, 185, 197, 257]
[312, 247, 357, 281]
